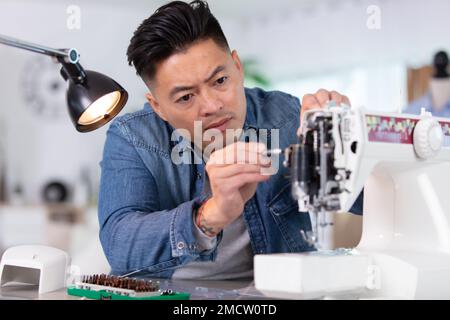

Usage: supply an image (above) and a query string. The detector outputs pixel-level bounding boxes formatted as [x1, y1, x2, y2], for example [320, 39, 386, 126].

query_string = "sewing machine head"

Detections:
[256, 104, 450, 299]
[284, 103, 355, 212]
[283, 103, 450, 249]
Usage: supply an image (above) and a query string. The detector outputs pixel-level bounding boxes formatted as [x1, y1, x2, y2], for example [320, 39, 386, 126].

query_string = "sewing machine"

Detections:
[254, 104, 450, 299]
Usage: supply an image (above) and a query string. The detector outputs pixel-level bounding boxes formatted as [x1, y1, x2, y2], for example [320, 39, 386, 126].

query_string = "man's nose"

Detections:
[199, 91, 223, 117]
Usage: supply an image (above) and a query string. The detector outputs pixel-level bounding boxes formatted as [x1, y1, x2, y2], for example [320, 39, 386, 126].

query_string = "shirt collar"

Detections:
[243, 90, 258, 131]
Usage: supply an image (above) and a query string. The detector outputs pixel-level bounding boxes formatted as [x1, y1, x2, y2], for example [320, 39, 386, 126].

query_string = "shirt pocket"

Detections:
[267, 182, 299, 216]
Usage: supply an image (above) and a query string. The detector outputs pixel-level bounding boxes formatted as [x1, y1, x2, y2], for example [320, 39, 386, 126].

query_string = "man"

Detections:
[98, 0, 362, 279]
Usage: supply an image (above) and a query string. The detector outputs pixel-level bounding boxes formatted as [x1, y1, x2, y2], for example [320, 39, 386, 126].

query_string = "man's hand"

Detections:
[299, 89, 351, 134]
[199, 142, 274, 236]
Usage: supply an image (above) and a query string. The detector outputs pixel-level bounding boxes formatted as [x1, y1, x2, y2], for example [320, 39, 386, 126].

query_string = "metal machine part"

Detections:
[282, 105, 352, 248]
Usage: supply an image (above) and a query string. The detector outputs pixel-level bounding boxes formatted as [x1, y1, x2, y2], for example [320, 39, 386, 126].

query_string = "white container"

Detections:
[0, 245, 70, 294]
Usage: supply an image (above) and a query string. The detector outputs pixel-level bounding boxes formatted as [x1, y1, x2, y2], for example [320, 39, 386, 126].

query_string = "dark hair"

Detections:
[127, 0, 230, 82]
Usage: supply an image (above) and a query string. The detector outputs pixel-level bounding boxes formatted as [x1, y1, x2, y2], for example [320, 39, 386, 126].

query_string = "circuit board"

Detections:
[67, 274, 190, 300]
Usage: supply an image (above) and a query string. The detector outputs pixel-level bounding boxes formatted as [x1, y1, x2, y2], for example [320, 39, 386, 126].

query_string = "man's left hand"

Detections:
[299, 89, 351, 134]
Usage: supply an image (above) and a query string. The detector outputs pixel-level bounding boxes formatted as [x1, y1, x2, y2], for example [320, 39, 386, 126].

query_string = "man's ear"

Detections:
[146, 93, 168, 121]
[231, 50, 244, 78]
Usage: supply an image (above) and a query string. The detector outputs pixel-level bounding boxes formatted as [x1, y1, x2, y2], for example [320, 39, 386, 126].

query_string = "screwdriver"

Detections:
[262, 148, 282, 157]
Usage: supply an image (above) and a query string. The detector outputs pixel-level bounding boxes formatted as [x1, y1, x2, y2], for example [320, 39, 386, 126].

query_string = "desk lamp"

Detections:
[0, 34, 128, 132]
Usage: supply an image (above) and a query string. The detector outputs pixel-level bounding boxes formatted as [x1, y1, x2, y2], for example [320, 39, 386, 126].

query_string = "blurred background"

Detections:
[0, 0, 449, 273]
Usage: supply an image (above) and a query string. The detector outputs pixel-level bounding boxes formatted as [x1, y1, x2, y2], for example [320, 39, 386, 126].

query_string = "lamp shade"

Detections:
[66, 70, 128, 132]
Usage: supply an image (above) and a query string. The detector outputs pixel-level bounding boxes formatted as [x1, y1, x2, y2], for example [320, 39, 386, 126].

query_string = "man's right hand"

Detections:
[198, 142, 274, 236]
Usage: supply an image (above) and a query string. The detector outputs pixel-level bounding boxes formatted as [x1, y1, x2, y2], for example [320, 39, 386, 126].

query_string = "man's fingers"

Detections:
[211, 163, 271, 178]
[300, 94, 321, 132]
[330, 91, 343, 105]
[209, 153, 272, 167]
[315, 89, 331, 107]
[208, 142, 268, 165]
[234, 141, 267, 154]
[221, 142, 267, 160]
[226, 172, 271, 190]
[299, 89, 352, 135]
[301, 94, 321, 110]
[303, 90, 351, 109]
[330, 91, 351, 106]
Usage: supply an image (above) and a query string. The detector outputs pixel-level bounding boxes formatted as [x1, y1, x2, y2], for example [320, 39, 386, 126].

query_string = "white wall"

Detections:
[0, 0, 158, 204]
[221, 0, 450, 80]
[0, 0, 448, 204]
[219, 0, 449, 111]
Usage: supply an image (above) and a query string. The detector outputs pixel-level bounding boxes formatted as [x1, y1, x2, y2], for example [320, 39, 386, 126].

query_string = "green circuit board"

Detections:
[67, 286, 190, 300]
[66, 274, 190, 300]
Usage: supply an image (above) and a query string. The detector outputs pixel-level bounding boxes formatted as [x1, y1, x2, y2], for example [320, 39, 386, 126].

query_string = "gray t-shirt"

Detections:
[172, 214, 253, 280]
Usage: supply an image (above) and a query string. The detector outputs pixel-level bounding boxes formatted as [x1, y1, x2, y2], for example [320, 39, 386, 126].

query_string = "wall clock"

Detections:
[20, 56, 67, 120]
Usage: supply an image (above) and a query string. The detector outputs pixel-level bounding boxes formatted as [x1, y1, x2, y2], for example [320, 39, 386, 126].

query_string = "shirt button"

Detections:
[177, 242, 185, 250]
[196, 172, 202, 180]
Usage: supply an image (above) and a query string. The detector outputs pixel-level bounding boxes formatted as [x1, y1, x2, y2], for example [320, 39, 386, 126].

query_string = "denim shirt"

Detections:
[98, 87, 363, 278]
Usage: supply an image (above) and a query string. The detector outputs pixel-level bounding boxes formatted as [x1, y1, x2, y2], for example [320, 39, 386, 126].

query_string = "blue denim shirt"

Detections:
[98, 87, 363, 278]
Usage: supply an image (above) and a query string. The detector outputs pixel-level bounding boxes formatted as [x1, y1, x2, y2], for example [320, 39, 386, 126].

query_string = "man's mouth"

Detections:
[205, 117, 232, 132]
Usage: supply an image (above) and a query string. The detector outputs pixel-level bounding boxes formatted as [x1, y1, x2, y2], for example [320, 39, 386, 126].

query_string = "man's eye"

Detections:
[215, 76, 228, 85]
[177, 94, 193, 103]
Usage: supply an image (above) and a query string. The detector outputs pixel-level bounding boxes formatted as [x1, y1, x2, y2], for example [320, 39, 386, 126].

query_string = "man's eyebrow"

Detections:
[169, 85, 196, 99]
[204, 65, 226, 83]
[169, 65, 226, 100]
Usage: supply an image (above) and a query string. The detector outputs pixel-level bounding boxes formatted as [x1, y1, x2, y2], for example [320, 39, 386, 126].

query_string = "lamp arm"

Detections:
[0, 34, 86, 83]
[0, 34, 79, 63]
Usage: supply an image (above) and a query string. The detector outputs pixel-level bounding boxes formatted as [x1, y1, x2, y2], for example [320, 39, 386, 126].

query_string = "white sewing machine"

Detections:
[254, 104, 450, 299]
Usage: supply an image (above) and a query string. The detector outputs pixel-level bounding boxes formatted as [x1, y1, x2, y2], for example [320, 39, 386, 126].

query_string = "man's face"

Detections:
[145, 38, 246, 150]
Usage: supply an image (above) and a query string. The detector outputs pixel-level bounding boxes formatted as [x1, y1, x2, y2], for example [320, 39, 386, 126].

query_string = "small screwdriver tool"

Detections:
[262, 148, 282, 157]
